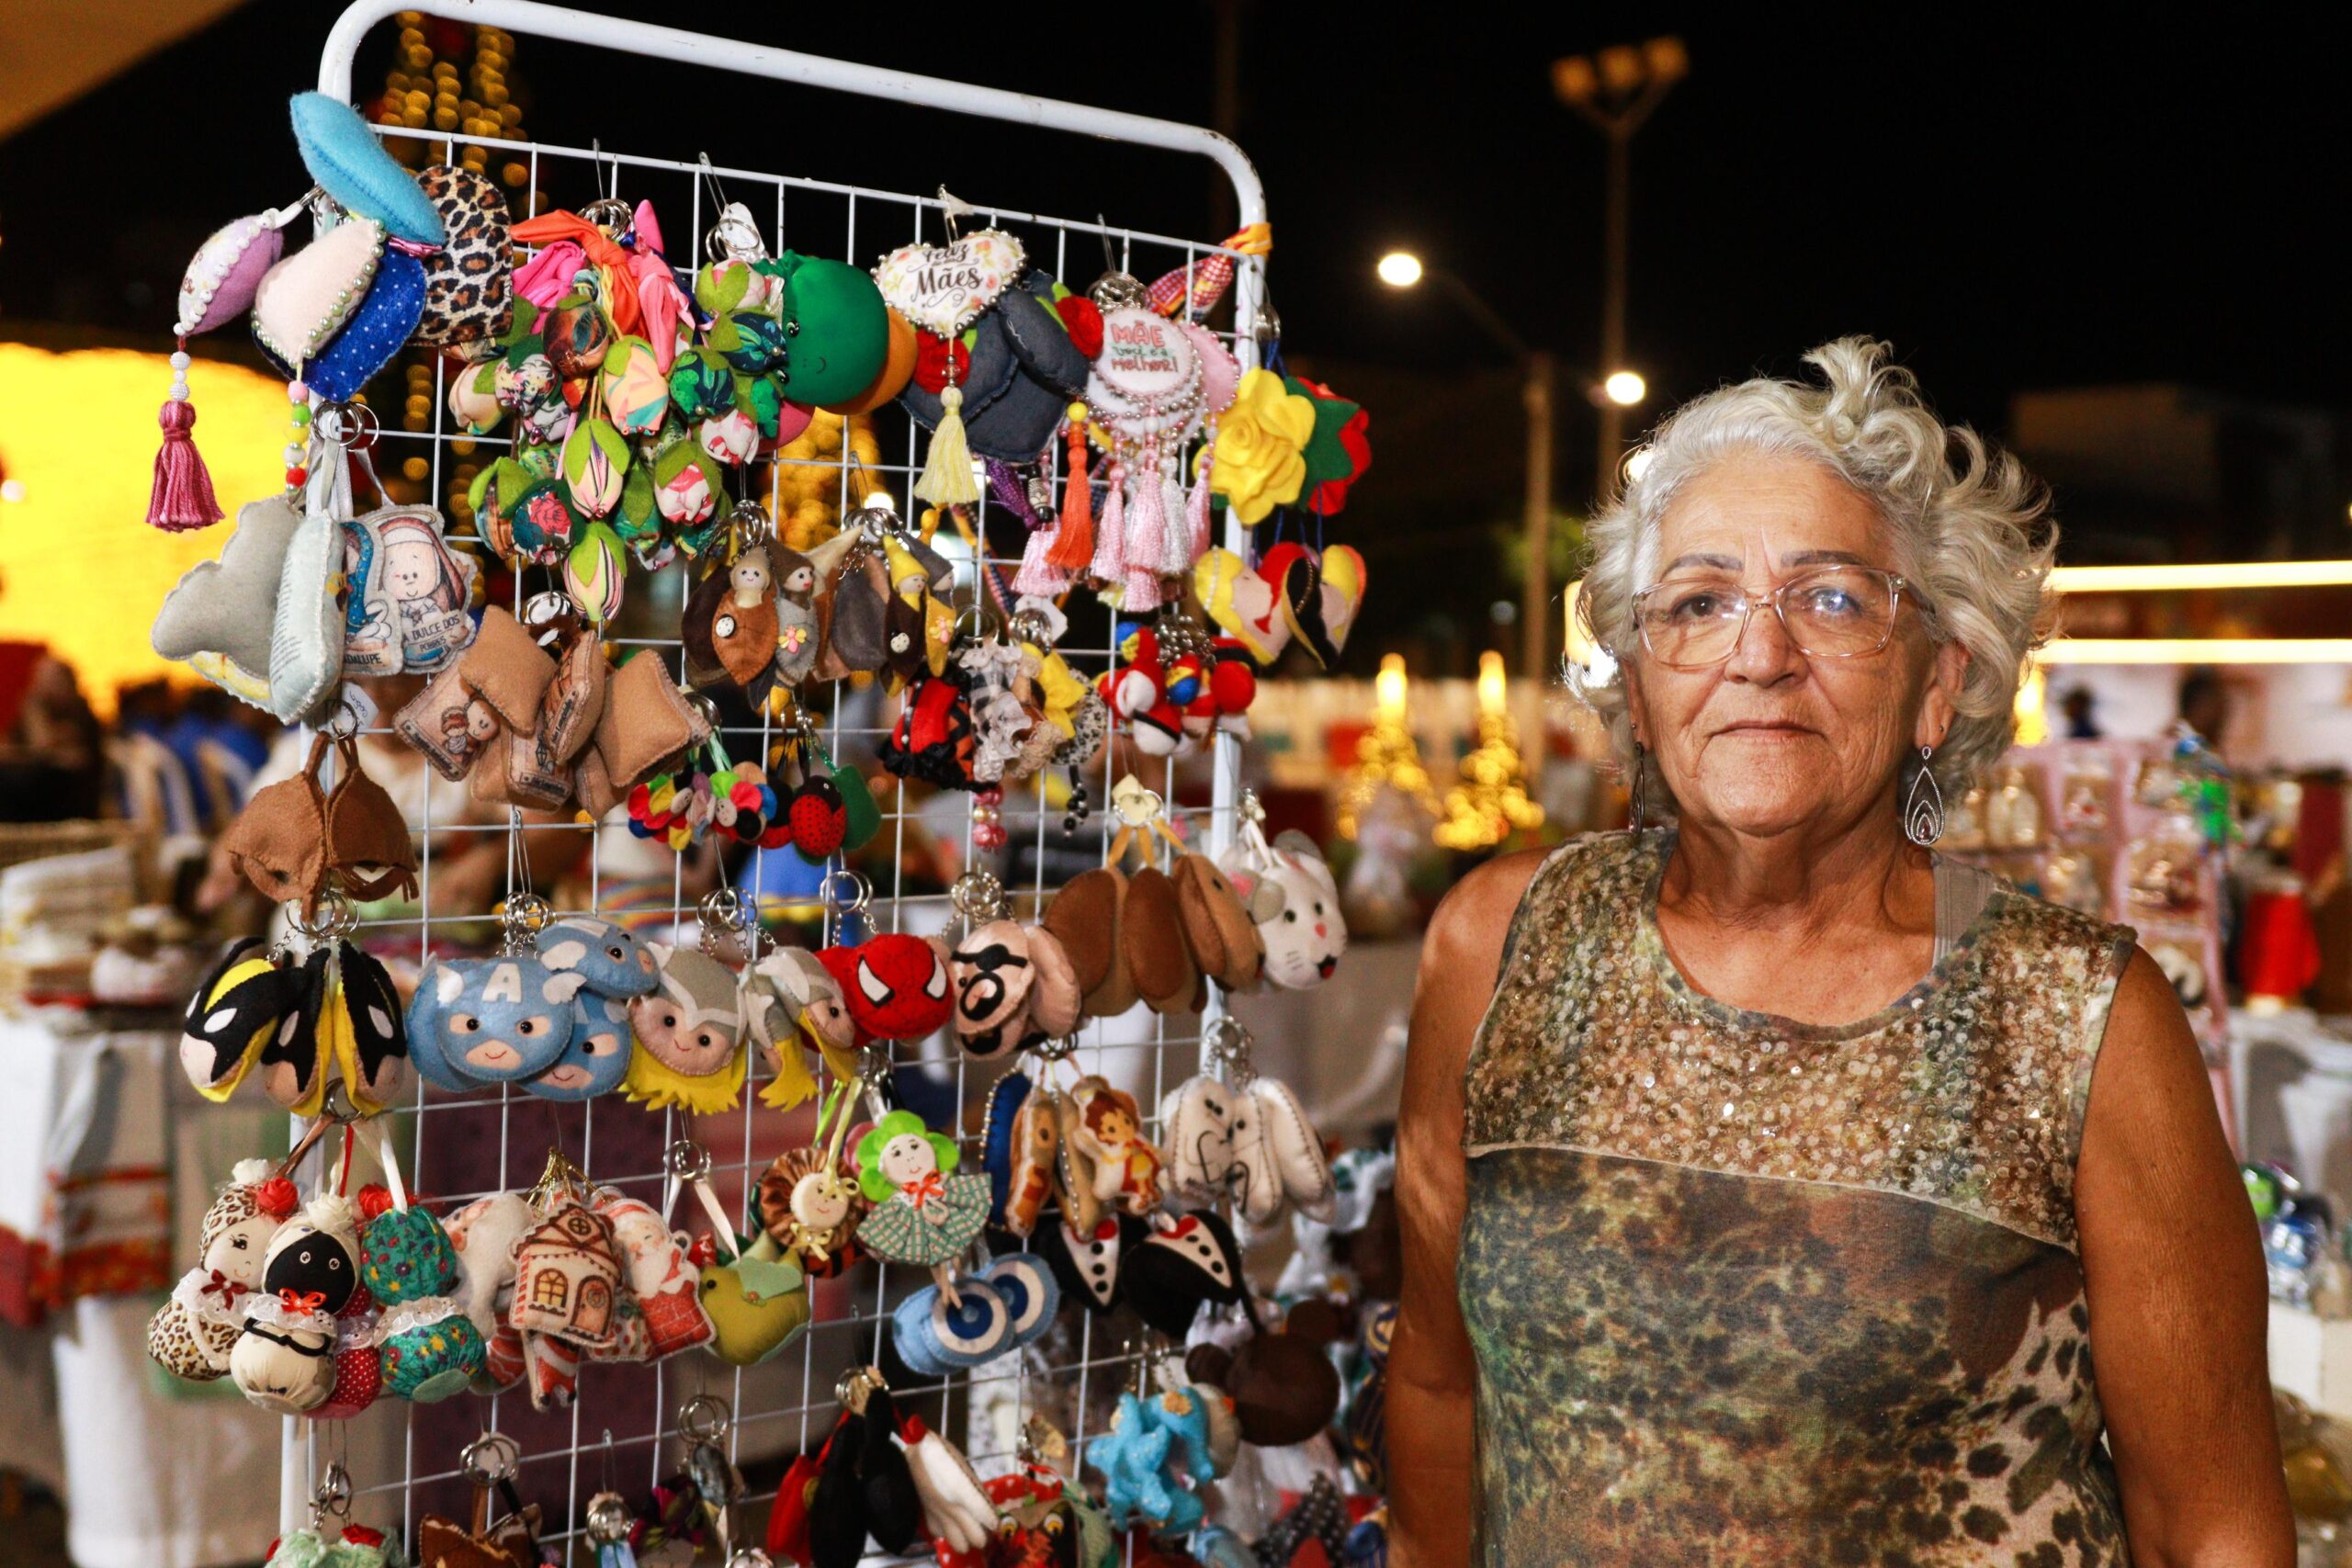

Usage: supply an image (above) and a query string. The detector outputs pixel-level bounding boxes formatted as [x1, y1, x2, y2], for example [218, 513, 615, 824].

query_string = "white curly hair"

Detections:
[1569, 336, 2058, 810]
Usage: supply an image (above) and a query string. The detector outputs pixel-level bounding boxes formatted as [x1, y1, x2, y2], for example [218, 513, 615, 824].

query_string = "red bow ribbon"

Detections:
[197, 1269, 249, 1305]
[277, 1288, 328, 1314]
[902, 1171, 947, 1210]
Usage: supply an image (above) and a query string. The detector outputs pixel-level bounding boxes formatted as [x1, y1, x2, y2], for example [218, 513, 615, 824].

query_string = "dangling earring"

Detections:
[1630, 742, 1649, 833]
[1904, 744, 1944, 847]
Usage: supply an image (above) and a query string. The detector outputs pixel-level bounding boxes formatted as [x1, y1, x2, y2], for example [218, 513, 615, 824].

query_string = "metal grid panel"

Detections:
[287, 12, 1265, 1558]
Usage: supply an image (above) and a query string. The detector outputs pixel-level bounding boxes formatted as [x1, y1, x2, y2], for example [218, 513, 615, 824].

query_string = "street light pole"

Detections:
[1555, 36, 1687, 504]
[1521, 352, 1555, 691]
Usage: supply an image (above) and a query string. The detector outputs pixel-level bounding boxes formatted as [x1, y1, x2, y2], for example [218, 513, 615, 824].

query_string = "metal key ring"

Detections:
[663, 1138, 715, 1185]
[677, 1393, 732, 1443]
[460, 1431, 520, 1487]
[820, 869, 871, 918]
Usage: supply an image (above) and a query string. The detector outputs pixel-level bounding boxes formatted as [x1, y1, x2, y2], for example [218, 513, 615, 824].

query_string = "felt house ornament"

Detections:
[510, 1195, 621, 1348]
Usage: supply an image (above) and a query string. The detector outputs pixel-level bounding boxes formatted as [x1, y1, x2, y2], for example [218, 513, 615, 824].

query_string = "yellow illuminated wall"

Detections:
[0, 344, 290, 714]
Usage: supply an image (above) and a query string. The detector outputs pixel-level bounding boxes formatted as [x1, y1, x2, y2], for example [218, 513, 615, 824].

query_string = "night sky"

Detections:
[6, 6, 2351, 669]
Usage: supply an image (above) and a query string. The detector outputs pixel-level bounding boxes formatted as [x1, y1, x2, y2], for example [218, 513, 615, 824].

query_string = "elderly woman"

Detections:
[1389, 341, 2290, 1565]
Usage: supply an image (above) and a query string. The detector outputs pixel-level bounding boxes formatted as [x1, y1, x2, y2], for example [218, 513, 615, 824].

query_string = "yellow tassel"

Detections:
[913, 384, 981, 507]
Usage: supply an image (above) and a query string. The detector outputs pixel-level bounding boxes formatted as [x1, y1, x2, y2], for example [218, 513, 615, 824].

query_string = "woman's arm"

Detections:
[2077, 948, 2293, 1567]
[1388, 849, 1546, 1568]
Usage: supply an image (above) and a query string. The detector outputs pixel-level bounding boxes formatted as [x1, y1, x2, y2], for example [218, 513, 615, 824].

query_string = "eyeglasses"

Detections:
[1631, 564, 1909, 670]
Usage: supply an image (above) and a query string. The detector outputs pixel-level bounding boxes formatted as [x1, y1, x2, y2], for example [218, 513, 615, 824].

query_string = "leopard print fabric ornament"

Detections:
[414, 165, 513, 353]
[1459, 831, 2135, 1565]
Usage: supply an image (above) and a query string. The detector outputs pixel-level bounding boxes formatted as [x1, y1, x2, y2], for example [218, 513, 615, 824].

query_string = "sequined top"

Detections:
[1458, 831, 2137, 1565]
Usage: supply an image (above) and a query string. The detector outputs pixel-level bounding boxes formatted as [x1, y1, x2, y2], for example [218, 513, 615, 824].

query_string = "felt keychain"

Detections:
[507, 1155, 627, 1410]
[978, 1054, 1065, 1239]
[407, 897, 589, 1093]
[874, 194, 1022, 509]
[819, 928, 954, 1048]
[1092, 778, 1202, 1016]
[356, 1122, 486, 1400]
[1184, 1302, 1346, 1450]
[219, 731, 418, 917]
[1217, 794, 1347, 991]
[524, 915, 660, 1101]
[1121, 1210, 1248, 1340]
[592, 1184, 717, 1361]
[231, 1173, 364, 1414]
[898, 1411, 1003, 1562]
[744, 944, 854, 1111]
[337, 503, 479, 679]
[682, 503, 788, 706]
[1064, 1076, 1167, 1217]
[854, 1106, 992, 1300]
[1172, 852, 1265, 993]
[1164, 1016, 1336, 1231]
[264, 1460, 401, 1568]
[146, 1141, 317, 1381]
[622, 892, 751, 1112]
[1091, 1351, 1216, 1538]
[416, 1433, 547, 1568]
[152, 191, 311, 530]
[627, 709, 786, 856]
[662, 1140, 809, 1367]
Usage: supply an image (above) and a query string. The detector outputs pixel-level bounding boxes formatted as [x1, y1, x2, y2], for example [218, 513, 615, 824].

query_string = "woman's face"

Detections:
[1625, 452, 1964, 841]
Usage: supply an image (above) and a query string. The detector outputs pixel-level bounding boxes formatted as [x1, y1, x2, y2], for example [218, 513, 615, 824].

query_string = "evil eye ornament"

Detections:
[891, 1274, 1011, 1375]
[981, 1252, 1059, 1346]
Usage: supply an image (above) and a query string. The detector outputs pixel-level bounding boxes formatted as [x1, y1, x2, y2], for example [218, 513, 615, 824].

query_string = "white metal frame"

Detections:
[284, 0, 1268, 1551]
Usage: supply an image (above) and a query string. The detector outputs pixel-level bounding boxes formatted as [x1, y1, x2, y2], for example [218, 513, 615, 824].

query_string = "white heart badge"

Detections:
[872, 230, 1025, 337]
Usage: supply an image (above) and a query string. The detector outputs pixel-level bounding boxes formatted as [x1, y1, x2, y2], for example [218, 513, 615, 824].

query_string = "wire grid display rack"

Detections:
[286, 1, 1270, 1555]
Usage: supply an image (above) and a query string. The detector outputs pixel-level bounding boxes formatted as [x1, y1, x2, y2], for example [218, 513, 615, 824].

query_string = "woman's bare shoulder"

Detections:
[1422, 845, 1555, 988]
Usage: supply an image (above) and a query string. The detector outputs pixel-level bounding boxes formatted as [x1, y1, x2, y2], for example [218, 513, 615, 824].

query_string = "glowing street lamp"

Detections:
[1375, 251, 1424, 288]
[1602, 370, 1646, 407]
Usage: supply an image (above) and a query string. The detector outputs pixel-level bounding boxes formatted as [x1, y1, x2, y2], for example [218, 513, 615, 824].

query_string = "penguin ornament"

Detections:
[231, 1194, 361, 1414]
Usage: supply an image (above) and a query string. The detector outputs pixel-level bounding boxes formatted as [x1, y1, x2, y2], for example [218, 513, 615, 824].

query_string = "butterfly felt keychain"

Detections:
[181, 886, 407, 1117]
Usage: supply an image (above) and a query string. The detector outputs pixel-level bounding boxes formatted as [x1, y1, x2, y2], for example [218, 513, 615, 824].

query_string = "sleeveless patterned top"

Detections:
[1458, 830, 2137, 1566]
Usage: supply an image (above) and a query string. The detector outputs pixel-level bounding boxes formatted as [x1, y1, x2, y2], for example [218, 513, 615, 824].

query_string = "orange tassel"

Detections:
[1046, 412, 1094, 572]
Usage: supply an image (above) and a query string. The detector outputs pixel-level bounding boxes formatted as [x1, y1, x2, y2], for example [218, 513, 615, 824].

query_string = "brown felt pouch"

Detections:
[323, 739, 416, 902]
[573, 747, 620, 819]
[220, 744, 331, 908]
[534, 628, 608, 772]
[1174, 853, 1264, 992]
[595, 649, 710, 792]
[816, 551, 889, 682]
[1123, 864, 1200, 1015]
[482, 725, 571, 810]
[1053, 1089, 1103, 1236]
[1047, 866, 1133, 1021]
[458, 605, 557, 734]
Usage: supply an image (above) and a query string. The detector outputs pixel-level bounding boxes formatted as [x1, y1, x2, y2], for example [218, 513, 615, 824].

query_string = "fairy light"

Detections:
[1435, 650, 1545, 851]
[1336, 652, 1439, 840]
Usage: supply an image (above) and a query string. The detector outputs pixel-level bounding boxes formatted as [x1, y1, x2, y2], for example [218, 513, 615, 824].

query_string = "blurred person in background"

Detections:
[0, 646, 105, 822]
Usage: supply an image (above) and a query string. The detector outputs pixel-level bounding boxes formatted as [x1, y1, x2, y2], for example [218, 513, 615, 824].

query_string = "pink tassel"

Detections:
[1089, 462, 1128, 584]
[1125, 454, 1166, 583]
[1013, 525, 1070, 598]
[1187, 450, 1216, 562]
[147, 396, 223, 532]
[1160, 465, 1189, 575]
[1125, 563, 1164, 612]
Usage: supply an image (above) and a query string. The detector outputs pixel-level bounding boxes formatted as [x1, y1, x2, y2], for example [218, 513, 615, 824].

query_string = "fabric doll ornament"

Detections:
[854, 1110, 990, 1288]
[683, 538, 785, 704]
[622, 942, 748, 1111]
[232, 1193, 361, 1414]
[741, 947, 847, 1111]
[148, 1156, 299, 1380]
[755, 1145, 867, 1277]
[1218, 824, 1346, 991]
[363, 1210, 485, 1401]
[820, 933, 953, 1045]
[1158, 1075, 1242, 1208]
